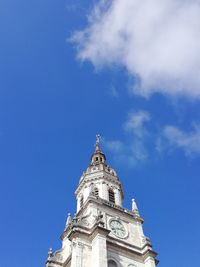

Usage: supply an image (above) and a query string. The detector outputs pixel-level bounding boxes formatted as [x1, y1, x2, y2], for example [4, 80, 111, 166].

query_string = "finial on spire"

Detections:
[65, 213, 72, 228]
[47, 248, 53, 260]
[95, 134, 101, 152]
[132, 198, 139, 216]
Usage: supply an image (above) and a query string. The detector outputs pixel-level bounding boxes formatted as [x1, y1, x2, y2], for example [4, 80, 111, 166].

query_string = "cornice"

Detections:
[80, 196, 144, 223]
[61, 223, 90, 241]
[107, 238, 158, 263]
[46, 259, 63, 267]
[89, 223, 111, 241]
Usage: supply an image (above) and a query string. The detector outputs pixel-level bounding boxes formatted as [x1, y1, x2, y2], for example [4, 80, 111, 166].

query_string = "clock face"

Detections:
[109, 219, 126, 238]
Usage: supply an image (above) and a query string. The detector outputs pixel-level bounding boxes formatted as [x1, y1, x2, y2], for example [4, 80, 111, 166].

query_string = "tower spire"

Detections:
[91, 134, 106, 165]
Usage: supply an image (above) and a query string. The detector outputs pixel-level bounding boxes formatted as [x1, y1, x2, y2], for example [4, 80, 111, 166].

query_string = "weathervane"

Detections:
[96, 134, 100, 145]
[95, 134, 101, 152]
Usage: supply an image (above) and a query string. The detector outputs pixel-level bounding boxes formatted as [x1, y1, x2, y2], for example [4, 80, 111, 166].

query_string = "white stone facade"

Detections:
[45, 139, 158, 267]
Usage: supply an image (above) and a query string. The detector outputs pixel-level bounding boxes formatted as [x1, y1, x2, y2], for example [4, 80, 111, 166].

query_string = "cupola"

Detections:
[91, 134, 106, 165]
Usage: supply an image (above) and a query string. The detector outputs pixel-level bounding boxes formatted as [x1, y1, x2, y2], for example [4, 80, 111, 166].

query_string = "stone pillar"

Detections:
[114, 188, 122, 206]
[71, 240, 83, 267]
[91, 229, 108, 267]
[83, 186, 90, 202]
[77, 197, 81, 213]
[102, 182, 108, 201]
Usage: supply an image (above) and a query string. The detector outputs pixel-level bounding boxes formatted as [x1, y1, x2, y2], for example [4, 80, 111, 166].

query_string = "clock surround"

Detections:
[109, 218, 128, 239]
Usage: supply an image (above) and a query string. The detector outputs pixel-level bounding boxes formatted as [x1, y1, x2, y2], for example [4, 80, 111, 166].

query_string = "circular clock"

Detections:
[109, 219, 127, 238]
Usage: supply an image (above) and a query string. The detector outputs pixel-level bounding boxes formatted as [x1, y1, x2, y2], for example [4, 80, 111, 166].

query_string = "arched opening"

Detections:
[109, 188, 115, 204]
[80, 195, 84, 208]
[108, 260, 117, 267]
[94, 187, 99, 197]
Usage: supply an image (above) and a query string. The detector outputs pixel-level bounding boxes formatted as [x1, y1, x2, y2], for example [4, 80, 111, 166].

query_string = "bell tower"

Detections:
[46, 136, 158, 267]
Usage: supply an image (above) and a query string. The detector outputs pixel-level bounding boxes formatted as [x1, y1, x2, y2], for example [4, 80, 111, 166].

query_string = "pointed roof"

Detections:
[90, 134, 106, 163]
[76, 135, 123, 198]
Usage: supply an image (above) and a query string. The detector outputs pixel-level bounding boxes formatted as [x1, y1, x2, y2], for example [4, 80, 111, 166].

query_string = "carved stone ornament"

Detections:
[93, 208, 105, 227]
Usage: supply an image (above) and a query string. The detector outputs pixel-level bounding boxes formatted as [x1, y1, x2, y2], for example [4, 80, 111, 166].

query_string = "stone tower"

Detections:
[46, 136, 158, 267]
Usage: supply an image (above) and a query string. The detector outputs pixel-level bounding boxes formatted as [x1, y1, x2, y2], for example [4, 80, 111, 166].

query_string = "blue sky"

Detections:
[0, 0, 200, 266]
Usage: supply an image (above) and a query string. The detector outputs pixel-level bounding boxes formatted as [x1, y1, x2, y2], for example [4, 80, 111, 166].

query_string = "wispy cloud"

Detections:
[104, 110, 151, 167]
[124, 111, 150, 137]
[104, 111, 200, 167]
[72, 0, 200, 98]
[163, 124, 200, 156]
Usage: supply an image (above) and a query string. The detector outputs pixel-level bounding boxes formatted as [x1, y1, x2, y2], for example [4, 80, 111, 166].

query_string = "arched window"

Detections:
[109, 188, 115, 204]
[108, 260, 117, 267]
[94, 187, 99, 197]
[80, 195, 84, 208]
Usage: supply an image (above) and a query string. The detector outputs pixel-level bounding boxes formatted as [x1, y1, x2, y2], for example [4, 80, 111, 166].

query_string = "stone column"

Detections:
[91, 231, 108, 267]
[71, 240, 83, 267]
[114, 188, 122, 206]
[83, 186, 90, 202]
[77, 197, 81, 213]
[102, 182, 108, 201]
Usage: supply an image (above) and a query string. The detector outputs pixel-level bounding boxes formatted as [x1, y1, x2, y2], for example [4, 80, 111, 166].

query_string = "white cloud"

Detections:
[104, 110, 150, 167]
[163, 124, 200, 155]
[72, 0, 200, 98]
[124, 111, 150, 137]
[104, 110, 200, 167]
[105, 140, 124, 153]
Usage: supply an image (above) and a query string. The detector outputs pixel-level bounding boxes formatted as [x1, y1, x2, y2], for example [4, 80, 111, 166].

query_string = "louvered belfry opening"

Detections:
[94, 187, 99, 197]
[80, 195, 84, 208]
[109, 189, 115, 204]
